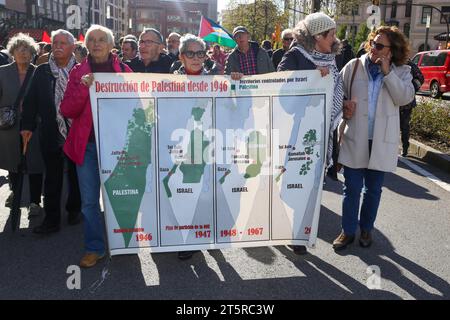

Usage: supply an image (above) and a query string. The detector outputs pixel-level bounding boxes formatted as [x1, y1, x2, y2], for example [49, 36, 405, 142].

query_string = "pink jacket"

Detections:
[61, 54, 132, 165]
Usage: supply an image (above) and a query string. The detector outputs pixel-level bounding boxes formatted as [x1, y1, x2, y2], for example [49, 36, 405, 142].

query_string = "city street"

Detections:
[0, 151, 449, 300]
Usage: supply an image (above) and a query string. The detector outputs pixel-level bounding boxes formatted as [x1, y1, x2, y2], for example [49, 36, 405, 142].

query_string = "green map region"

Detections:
[244, 130, 267, 179]
[104, 104, 154, 247]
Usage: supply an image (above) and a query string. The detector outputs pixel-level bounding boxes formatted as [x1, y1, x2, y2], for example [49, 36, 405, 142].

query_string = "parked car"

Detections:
[412, 49, 450, 98]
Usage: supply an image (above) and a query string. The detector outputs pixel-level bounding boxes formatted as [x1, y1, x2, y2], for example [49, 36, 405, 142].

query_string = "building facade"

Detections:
[128, 0, 218, 38]
[335, 0, 450, 56]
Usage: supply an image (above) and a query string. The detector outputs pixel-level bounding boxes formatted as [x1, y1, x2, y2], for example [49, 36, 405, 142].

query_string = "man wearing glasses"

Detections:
[125, 28, 172, 73]
[272, 29, 293, 69]
[224, 26, 274, 76]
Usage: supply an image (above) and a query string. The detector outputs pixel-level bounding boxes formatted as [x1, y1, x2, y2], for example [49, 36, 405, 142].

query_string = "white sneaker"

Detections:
[28, 203, 42, 218]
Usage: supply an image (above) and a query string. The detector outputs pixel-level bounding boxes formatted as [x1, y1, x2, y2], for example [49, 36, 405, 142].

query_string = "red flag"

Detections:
[78, 33, 85, 42]
[198, 16, 215, 38]
[42, 31, 51, 43]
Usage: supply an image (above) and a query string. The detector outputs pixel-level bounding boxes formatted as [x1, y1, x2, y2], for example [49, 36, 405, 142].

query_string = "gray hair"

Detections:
[293, 20, 340, 54]
[139, 28, 163, 44]
[7, 32, 37, 56]
[167, 32, 181, 40]
[281, 28, 293, 39]
[85, 25, 115, 46]
[179, 34, 206, 54]
[51, 29, 75, 45]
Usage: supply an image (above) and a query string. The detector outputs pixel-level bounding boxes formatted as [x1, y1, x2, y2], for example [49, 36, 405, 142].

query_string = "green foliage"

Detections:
[222, 0, 288, 43]
[411, 100, 450, 150]
[353, 23, 370, 55]
[337, 24, 347, 40]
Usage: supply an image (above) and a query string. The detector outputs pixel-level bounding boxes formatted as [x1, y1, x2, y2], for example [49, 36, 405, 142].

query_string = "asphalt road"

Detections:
[0, 156, 449, 300]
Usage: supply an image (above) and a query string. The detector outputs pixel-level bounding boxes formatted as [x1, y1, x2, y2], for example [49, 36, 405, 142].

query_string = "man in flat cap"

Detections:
[225, 26, 274, 76]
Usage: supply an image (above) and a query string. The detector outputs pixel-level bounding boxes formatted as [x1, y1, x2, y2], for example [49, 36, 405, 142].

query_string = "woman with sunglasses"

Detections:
[172, 34, 217, 260]
[332, 26, 415, 250]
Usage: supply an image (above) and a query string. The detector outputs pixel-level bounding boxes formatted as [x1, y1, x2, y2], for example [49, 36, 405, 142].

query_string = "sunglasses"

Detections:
[283, 37, 293, 41]
[370, 40, 390, 50]
[183, 50, 206, 59]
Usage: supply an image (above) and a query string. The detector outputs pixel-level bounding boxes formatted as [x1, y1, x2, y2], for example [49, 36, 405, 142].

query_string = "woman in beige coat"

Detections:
[333, 26, 415, 250]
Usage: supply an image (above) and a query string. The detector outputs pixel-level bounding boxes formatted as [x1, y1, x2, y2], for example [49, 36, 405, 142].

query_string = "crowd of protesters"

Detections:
[0, 12, 420, 268]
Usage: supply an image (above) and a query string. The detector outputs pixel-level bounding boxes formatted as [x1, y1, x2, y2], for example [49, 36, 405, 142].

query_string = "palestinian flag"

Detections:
[198, 16, 236, 48]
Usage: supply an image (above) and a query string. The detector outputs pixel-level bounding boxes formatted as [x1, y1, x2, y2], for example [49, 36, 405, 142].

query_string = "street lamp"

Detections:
[425, 14, 430, 51]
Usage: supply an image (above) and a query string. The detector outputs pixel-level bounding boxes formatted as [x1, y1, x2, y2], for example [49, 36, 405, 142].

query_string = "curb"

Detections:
[405, 139, 450, 174]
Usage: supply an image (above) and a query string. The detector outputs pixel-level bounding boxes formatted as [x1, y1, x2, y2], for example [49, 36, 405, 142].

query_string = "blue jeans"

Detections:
[342, 166, 385, 236]
[76, 143, 105, 255]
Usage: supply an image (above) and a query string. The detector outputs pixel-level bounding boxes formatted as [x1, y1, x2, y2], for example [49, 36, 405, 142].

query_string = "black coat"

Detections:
[277, 46, 316, 71]
[125, 53, 172, 73]
[21, 63, 63, 153]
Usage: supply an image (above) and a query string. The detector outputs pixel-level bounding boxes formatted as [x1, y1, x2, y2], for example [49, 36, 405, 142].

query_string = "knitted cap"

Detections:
[304, 12, 336, 36]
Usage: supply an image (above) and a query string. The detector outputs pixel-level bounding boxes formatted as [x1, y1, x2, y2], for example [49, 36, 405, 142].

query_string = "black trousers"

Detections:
[42, 147, 81, 226]
[8, 172, 42, 205]
[400, 108, 412, 153]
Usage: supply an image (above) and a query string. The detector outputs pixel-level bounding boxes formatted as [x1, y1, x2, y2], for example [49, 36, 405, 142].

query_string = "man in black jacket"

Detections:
[126, 28, 172, 73]
[21, 29, 81, 234]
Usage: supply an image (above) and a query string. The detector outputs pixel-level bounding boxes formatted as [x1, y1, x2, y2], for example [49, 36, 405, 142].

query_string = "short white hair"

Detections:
[6, 33, 37, 56]
[179, 34, 206, 54]
[85, 25, 115, 46]
[281, 29, 293, 39]
[51, 29, 75, 45]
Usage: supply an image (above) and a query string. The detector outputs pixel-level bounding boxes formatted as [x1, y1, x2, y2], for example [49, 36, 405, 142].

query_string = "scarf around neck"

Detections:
[49, 53, 77, 141]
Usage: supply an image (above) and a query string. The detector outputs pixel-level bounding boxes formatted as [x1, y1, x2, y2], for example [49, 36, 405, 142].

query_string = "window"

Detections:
[441, 6, 450, 24]
[405, 1, 412, 18]
[403, 23, 410, 37]
[421, 7, 432, 24]
[411, 54, 420, 65]
[391, 1, 397, 18]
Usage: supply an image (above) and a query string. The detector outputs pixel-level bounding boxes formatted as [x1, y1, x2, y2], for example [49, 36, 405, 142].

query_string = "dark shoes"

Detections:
[67, 211, 82, 225]
[332, 231, 355, 251]
[33, 222, 60, 234]
[177, 251, 198, 260]
[5, 192, 13, 208]
[289, 245, 308, 255]
[359, 230, 372, 248]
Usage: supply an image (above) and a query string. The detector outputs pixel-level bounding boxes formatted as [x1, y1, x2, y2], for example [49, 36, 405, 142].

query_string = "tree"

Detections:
[222, 0, 289, 43]
[353, 23, 370, 54]
[337, 24, 347, 40]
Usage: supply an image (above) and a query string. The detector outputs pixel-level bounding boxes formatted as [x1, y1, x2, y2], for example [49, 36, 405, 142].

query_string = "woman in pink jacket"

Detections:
[61, 25, 132, 268]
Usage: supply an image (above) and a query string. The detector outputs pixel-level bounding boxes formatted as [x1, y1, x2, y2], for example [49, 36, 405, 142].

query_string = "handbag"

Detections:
[0, 67, 33, 130]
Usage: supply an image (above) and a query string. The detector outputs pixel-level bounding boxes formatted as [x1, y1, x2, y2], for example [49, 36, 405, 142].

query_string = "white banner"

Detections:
[89, 71, 333, 256]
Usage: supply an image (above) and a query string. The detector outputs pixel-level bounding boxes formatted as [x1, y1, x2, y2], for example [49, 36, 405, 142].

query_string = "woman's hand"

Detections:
[317, 66, 329, 77]
[230, 72, 244, 81]
[343, 100, 356, 120]
[375, 53, 391, 75]
[81, 73, 94, 87]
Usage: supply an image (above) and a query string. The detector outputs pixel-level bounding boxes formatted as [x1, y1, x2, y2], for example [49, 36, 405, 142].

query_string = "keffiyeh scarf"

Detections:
[49, 53, 77, 141]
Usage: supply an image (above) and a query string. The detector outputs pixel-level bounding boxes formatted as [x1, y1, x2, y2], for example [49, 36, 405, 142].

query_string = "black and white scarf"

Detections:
[293, 45, 344, 167]
[49, 53, 77, 140]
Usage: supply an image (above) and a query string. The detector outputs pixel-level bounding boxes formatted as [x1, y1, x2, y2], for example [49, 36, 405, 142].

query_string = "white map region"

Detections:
[157, 98, 214, 246]
[271, 95, 325, 240]
[215, 97, 270, 243]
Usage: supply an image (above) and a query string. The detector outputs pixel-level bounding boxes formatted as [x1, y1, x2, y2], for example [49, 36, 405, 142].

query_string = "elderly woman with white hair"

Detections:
[173, 33, 217, 76]
[0, 33, 44, 218]
[172, 34, 216, 261]
[60, 25, 132, 268]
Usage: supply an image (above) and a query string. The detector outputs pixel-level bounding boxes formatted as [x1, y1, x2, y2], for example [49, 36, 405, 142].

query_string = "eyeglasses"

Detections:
[370, 40, 390, 50]
[139, 39, 161, 46]
[283, 37, 293, 41]
[183, 50, 206, 59]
